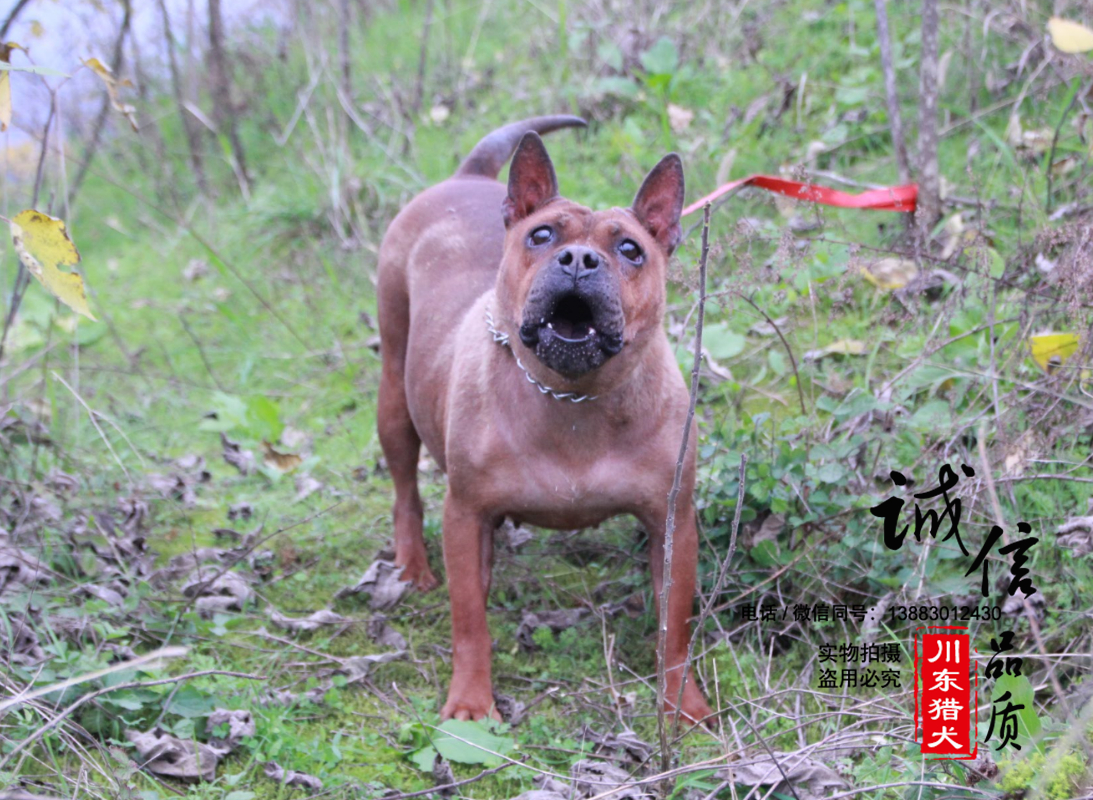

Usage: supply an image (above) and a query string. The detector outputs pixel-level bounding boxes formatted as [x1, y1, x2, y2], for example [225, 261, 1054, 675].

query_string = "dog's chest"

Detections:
[463, 419, 657, 526]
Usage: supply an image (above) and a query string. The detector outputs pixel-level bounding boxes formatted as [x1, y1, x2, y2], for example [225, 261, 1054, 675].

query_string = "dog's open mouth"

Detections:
[546, 294, 596, 342]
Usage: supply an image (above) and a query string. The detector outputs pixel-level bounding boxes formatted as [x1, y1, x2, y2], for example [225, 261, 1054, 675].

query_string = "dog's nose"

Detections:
[557, 246, 601, 278]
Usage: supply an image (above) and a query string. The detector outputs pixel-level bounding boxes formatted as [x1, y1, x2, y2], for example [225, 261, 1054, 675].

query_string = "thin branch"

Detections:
[657, 203, 710, 771]
[873, 0, 910, 183]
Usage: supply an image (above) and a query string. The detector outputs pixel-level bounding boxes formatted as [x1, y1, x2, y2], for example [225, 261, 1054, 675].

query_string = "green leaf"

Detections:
[813, 463, 845, 484]
[640, 37, 678, 76]
[408, 719, 514, 770]
[991, 673, 1041, 748]
[198, 391, 249, 433]
[164, 685, 214, 718]
[245, 395, 284, 442]
[410, 745, 438, 771]
[225, 792, 257, 800]
[594, 76, 639, 98]
[703, 323, 746, 360]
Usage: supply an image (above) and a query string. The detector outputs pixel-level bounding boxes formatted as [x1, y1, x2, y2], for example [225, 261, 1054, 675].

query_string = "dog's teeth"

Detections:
[589, 327, 596, 335]
[547, 322, 554, 329]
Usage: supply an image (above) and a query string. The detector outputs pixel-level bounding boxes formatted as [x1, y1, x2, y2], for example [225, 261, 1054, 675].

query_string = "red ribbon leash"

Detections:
[681, 175, 918, 217]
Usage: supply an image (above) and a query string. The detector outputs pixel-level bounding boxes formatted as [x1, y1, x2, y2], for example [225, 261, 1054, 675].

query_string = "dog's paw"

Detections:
[666, 684, 717, 731]
[441, 688, 502, 722]
[396, 560, 440, 592]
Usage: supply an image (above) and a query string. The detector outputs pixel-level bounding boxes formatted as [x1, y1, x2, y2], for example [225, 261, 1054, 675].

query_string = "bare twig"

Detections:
[873, 0, 910, 183]
[975, 430, 1071, 721]
[740, 293, 806, 414]
[916, 0, 941, 232]
[67, 0, 132, 207]
[0, 0, 32, 39]
[657, 203, 710, 772]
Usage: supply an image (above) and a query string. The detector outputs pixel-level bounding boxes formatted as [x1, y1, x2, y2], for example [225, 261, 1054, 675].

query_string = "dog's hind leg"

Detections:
[377, 263, 439, 592]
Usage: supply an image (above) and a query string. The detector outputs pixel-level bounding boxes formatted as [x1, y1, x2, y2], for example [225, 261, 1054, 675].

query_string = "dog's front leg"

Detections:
[641, 504, 716, 728]
[440, 490, 499, 721]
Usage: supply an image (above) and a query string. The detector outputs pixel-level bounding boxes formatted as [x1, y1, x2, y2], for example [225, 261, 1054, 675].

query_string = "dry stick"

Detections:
[179, 313, 225, 391]
[873, 0, 910, 183]
[672, 453, 747, 739]
[0, 667, 265, 772]
[975, 431, 1071, 722]
[50, 370, 132, 486]
[156, 0, 207, 194]
[656, 203, 710, 774]
[916, 0, 942, 233]
[0, 0, 31, 39]
[66, 0, 132, 207]
[739, 293, 805, 414]
[1045, 78, 1086, 214]
[0, 88, 56, 366]
[412, 0, 435, 115]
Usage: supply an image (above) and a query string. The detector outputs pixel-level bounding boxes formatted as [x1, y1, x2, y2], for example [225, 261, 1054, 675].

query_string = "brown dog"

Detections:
[377, 116, 713, 725]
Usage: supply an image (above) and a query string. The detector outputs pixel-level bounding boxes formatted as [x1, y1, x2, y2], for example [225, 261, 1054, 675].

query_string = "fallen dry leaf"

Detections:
[1057, 501, 1093, 557]
[262, 760, 321, 791]
[0, 610, 45, 665]
[205, 708, 256, 755]
[336, 556, 411, 609]
[262, 441, 302, 472]
[181, 566, 252, 617]
[126, 728, 219, 782]
[718, 751, 847, 800]
[367, 614, 407, 649]
[803, 339, 866, 361]
[269, 608, 347, 633]
[0, 538, 49, 594]
[293, 473, 322, 502]
[579, 725, 653, 763]
[221, 433, 255, 475]
[570, 759, 651, 800]
[861, 257, 918, 290]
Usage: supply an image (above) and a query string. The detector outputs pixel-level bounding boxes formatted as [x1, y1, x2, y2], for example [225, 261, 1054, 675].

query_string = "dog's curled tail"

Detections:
[455, 115, 587, 179]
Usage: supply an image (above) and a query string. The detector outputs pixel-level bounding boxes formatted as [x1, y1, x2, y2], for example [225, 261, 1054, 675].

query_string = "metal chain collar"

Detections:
[484, 309, 597, 403]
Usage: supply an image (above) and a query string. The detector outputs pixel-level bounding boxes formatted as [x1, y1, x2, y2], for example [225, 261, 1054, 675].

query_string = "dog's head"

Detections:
[495, 133, 684, 381]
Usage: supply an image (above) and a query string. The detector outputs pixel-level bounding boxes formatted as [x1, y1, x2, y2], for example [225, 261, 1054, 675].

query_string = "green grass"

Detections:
[3, 0, 1093, 797]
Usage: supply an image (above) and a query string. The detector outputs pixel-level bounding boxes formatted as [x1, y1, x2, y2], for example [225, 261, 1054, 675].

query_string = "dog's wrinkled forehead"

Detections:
[520, 203, 655, 248]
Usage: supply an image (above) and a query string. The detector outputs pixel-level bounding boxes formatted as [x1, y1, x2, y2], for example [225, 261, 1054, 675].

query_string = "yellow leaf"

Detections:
[1047, 17, 1093, 53]
[10, 209, 95, 321]
[262, 441, 302, 472]
[861, 258, 918, 290]
[29, 20, 43, 38]
[81, 57, 137, 131]
[1029, 332, 1080, 373]
[0, 42, 24, 133]
[804, 339, 867, 361]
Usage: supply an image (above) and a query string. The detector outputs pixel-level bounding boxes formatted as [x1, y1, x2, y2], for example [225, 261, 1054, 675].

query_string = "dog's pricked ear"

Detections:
[503, 133, 559, 228]
[632, 154, 685, 254]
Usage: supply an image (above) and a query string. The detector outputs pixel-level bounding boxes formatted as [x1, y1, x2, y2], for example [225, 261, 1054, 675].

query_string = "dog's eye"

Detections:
[528, 226, 554, 246]
[618, 239, 644, 265]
